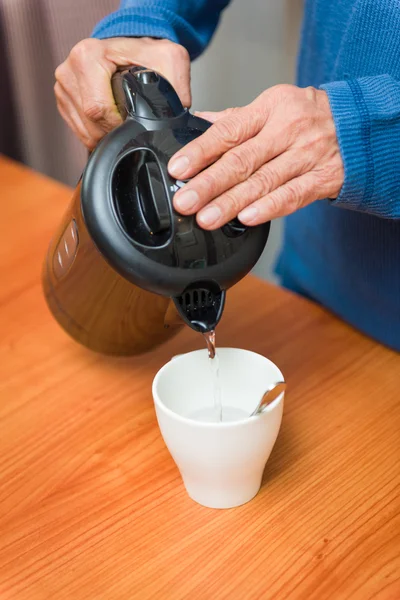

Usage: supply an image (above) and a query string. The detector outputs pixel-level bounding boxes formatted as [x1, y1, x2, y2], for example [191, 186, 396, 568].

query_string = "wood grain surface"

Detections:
[0, 155, 399, 599]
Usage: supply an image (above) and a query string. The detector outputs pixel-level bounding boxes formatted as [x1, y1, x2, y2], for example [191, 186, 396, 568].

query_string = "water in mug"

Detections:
[187, 331, 247, 423]
[189, 406, 248, 423]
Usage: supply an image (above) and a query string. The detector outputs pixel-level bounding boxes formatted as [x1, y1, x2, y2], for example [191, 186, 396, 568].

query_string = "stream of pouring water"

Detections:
[189, 331, 246, 423]
[203, 330, 222, 422]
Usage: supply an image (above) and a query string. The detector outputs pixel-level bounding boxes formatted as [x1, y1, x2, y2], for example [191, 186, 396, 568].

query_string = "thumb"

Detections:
[194, 107, 237, 123]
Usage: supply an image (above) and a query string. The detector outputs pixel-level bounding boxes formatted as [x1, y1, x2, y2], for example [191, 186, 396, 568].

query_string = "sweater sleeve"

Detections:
[321, 75, 400, 219]
[91, 0, 230, 60]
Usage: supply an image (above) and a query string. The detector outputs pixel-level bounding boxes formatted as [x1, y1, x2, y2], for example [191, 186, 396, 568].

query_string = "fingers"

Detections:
[67, 39, 122, 132]
[238, 172, 320, 225]
[54, 81, 91, 145]
[195, 150, 304, 229]
[168, 105, 268, 179]
[55, 37, 192, 148]
[106, 37, 192, 107]
[55, 80, 109, 149]
[163, 44, 191, 107]
[173, 128, 287, 215]
[169, 84, 343, 229]
[55, 39, 121, 148]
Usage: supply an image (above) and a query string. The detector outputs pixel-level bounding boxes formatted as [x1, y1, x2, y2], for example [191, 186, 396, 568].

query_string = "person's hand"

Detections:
[168, 85, 344, 229]
[55, 37, 191, 150]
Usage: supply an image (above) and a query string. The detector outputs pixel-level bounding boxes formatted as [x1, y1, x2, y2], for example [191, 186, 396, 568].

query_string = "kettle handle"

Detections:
[111, 67, 134, 121]
[111, 65, 185, 120]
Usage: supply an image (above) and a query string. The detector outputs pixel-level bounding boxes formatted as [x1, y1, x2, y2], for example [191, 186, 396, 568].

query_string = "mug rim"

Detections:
[152, 347, 285, 429]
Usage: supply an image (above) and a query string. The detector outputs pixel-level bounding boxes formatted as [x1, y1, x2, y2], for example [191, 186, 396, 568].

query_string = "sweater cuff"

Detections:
[91, 8, 203, 59]
[320, 79, 372, 212]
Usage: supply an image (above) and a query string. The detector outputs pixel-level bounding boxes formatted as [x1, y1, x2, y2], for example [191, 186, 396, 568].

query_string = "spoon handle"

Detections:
[250, 381, 286, 417]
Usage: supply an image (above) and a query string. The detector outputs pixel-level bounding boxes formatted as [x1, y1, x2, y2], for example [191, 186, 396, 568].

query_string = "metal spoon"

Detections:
[250, 381, 286, 417]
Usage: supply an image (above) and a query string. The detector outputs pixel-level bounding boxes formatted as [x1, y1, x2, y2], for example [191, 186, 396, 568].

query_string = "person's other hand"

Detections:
[55, 37, 191, 150]
[168, 85, 344, 229]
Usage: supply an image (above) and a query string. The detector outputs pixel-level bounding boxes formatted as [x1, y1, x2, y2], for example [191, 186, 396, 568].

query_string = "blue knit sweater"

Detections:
[93, 0, 400, 351]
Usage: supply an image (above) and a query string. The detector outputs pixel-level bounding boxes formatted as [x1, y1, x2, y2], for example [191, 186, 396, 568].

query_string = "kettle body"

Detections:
[43, 66, 270, 355]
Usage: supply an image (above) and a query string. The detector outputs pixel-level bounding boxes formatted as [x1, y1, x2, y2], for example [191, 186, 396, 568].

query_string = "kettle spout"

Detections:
[173, 284, 226, 333]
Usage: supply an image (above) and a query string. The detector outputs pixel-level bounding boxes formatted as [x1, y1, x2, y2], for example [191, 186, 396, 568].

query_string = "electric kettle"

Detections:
[43, 66, 270, 355]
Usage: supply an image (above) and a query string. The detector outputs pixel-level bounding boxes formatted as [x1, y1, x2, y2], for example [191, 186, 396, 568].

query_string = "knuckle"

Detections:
[279, 83, 297, 94]
[251, 167, 275, 196]
[269, 84, 296, 102]
[304, 85, 318, 102]
[313, 165, 333, 189]
[54, 63, 67, 84]
[224, 106, 240, 117]
[170, 42, 190, 63]
[198, 170, 219, 197]
[215, 118, 242, 146]
[82, 100, 108, 122]
[285, 181, 304, 212]
[266, 191, 282, 216]
[190, 140, 207, 164]
[69, 38, 101, 63]
[258, 88, 272, 103]
[226, 148, 252, 179]
[86, 137, 99, 151]
[221, 190, 242, 215]
[300, 155, 315, 172]
[216, 106, 241, 122]
[156, 39, 190, 66]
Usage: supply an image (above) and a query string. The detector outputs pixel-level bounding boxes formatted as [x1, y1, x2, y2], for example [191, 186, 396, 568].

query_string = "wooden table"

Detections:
[0, 156, 399, 600]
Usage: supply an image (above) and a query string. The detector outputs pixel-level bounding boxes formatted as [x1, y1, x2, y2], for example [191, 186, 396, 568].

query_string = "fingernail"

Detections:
[198, 206, 222, 227]
[239, 206, 259, 223]
[168, 155, 190, 177]
[174, 189, 199, 212]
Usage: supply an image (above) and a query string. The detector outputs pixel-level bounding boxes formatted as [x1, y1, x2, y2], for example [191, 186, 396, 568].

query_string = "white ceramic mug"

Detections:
[152, 348, 285, 509]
